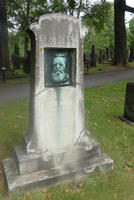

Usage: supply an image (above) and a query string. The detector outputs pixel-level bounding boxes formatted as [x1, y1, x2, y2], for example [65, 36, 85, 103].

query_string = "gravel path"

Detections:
[1, 69, 134, 105]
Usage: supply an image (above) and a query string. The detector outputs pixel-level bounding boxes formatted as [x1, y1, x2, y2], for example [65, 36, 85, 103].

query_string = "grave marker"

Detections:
[3, 14, 113, 194]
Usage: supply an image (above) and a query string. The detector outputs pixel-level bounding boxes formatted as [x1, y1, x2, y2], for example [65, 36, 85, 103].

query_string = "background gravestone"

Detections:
[123, 82, 134, 123]
[90, 45, 96, 67]
[2, 14, 113, 194]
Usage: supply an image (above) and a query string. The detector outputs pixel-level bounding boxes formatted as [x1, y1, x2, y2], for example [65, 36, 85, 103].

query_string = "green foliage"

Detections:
[7, 0, 86, 31]
[83, 2, 114, 55]
[128, 17, 134, 48]
[50, 0, 66, 13]
[9, 31, 25, 57]
[7, 0, 49, 29]
[67, 0, 76, 15]
[83, 1, 112, 32]
[7, 0, 88, 59]
[14, 43, 20, 55]
[7, 0, 114, 64]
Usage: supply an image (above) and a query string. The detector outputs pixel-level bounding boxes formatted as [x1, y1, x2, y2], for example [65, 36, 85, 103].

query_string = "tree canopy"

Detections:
[114, 0, 134, 66]
[128, 17, 134, 48]
[83, 1, 113, 57]
[2, 0, 134, 76]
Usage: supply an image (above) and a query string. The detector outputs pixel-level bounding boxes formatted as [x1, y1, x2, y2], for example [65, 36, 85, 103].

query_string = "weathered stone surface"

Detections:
[14, 132, 100, 175]
[2, 13, 113, 194]
[124, 82, 134, 122]
[23, 13, 87, 153]
[3, 153, 113, 194]
[3, 130, 113, 194]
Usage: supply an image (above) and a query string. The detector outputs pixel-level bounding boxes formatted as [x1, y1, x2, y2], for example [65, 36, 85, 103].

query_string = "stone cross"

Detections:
[2, 14, 113, 194]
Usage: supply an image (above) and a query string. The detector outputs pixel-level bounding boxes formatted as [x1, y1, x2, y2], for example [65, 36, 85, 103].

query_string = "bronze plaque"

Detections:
[44, 48, 76, 87]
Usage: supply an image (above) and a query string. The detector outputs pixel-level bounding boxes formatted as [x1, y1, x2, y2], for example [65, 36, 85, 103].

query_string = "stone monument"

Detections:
[2, 13, 113, 194]
[120, 82, 134, 125]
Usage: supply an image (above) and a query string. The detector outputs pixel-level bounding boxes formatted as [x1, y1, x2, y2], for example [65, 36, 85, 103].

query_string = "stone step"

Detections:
[14, 138, 100, 175]
[2, 153, 113, 195]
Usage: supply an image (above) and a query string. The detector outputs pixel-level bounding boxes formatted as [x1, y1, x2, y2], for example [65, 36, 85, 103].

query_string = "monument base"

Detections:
[3, 154, 113, 195]
[2, 132, 113, 194]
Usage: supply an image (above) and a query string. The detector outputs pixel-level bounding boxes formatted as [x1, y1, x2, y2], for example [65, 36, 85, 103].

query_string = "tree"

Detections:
[7, 0, 49, 57]
[114, 0, 134, 66]
[127, 17, 134, 61]
[83, 1, 113, 60]
[0, 0, 10, 78]
[49, 0, 86, 18]
[7, 0, 90, 60]
[114, 0, 127, 66]
[49, 0, 66, 13]
[83, 1, 111, 32]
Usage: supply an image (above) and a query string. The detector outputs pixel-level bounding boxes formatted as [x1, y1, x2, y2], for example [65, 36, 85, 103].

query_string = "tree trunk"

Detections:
[114, 0, 127, 66]
[0, 0, 10, 78]
[77, 0, 82, 18]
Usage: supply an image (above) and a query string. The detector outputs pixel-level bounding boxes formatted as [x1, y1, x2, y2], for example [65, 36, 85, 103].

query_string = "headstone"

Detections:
[106, 48, 109, 61]
[84, 53, 90, 71]
[23, 50, 31, 74]
[12, 43, 20, 69]
[99, 49, 103, 64]
[90, 45, 96, 67]
[120, 82, 134, 124]
[129, 48, 134, 62]
[2, 14, 113, 194]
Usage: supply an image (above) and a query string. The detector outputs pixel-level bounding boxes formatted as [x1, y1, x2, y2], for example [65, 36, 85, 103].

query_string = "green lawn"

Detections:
[85, 62, 134, 74]
[0, 68, 29, 86]
[0, 80, 134, 199]
[0, 77, 29, 87]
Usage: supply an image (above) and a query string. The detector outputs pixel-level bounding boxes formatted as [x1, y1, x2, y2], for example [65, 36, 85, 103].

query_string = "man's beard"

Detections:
[52, 70, 67, 83]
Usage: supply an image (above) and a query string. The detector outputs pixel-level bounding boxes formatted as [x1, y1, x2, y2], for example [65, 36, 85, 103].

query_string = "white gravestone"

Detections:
[2, 14, 113, 194]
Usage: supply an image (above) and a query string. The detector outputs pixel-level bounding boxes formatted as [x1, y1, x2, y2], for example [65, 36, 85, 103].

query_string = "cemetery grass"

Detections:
[0, 68, 29, 87]
[0, 77, 29, 87]
[0, 81, 134, 199]
[85, 61, 134, 74]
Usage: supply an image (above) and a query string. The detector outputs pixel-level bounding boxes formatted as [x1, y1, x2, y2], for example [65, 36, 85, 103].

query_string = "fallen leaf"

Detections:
[93, 123, 98, 127]
[114, 193, 118, 199]
[126, 161, 133, 168]
[14, 124, 19, 128]
[115, 146, 119, 150]
[125, 165, 132, 172]
[17, 115, 23, 119]
[42, 188, 47, 193]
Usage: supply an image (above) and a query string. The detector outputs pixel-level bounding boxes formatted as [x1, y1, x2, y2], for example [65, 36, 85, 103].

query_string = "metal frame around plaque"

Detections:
[44, 48, 76, 87]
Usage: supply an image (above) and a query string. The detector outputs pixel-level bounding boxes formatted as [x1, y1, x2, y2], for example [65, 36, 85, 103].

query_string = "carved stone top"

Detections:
[30, 13, 87, 42]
